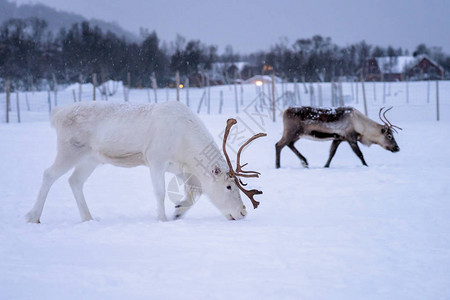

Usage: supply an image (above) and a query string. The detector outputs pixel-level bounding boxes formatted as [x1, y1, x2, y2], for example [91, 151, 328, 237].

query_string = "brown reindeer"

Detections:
[275, 106, 401, 168]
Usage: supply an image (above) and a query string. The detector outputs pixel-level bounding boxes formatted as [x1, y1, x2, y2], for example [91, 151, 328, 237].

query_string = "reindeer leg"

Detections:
[27, 146, 84, 223]
[348, 141, 368, 166]
[288, 141, 308, 168]
[324, 140, 342, 168]
[68, 158, 98, 222]
[174, 175, 202, 219]
[149, 164, 168, 221]
[275, 140, 286, 169]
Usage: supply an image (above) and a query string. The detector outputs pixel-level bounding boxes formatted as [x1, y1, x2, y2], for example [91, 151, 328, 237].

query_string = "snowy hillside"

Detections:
[1, 81, 449, 299]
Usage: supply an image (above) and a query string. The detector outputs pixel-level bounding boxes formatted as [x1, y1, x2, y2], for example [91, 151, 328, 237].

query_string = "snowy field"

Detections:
[1, 81, 450, 299]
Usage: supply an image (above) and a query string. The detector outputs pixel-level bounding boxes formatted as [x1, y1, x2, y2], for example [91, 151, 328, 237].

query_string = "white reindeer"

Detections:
[26, 101, 265, 223]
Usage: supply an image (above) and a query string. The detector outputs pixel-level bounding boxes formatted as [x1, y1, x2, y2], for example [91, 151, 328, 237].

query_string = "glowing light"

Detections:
[179, 84, 184, 89]
[255, 80, 263, 87]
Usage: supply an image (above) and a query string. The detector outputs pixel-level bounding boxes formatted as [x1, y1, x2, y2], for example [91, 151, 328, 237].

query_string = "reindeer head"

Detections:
[222, 119, 266, 210]
[203, 118, 265, 221]
[378, 107, 401, 153]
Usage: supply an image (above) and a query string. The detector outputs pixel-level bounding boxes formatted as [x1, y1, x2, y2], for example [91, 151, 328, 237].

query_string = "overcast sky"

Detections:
[15, 0, 450, 54]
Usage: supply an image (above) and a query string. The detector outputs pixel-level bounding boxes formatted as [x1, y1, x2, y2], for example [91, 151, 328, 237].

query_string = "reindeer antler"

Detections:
[222, 118, 267, 209]
[378, 107, 389, 127]
[235, 133, 267, 177]
[222, 119, 238, 175]
[379, 107, 402, 133]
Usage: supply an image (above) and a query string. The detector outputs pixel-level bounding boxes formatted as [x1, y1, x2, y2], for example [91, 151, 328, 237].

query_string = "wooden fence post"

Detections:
[176, 70, 180, 101]
[52, 73, 58, 106]
[123, 82, 128, 102]
[302, 75, 308, 93]
[92, 73, 97, 101]
[406, 80, 409, 104]
[355, 78, 359, 104]
[206, 74, 211, 115]
[350, 80, 354, 102]
[436, 80, 440, 121]
[147, 87, 151, 103]
[5, 80, 10, 123]
[234, 70, 238, 109]
[309, 83, 315, 107]
[185, 77, 190, 107]
[293, 78, 300, 105]
[271, 73, 276, 122]
[234, 73, 239, 114]
[151, 73, 158, 103]
[297, 78, 302, 105]
[361, 74, 368, 116]
[338, 78, 344, 106]
[197, 90, 206, 114]
[240, 81, 244, 106]
[318, 84, 323, 107]
[331, 81, 335, 106]
[47, 89, 52, 117]
[16, 91, 21, 123]
[78, 74, 82, 102]
[126, 72, 131, 101]
[219, 90, 224, 114]
[373, 81, 377, 102]
[103, 82, 108, 101]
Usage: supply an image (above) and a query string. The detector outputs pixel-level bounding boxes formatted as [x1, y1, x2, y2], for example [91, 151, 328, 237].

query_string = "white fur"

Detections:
[26, 101, 247, 223]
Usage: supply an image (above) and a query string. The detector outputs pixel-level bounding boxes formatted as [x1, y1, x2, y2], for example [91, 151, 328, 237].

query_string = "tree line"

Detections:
[1, 17, 449, 90]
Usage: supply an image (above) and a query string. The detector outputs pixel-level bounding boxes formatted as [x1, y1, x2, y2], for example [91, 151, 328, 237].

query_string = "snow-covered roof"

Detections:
[375, 55, 444, 74]
[414, 54, 445, 72]
[375, 56, 416, 73]
[210, 62, 249, 73]
[245, 75, 283, 84]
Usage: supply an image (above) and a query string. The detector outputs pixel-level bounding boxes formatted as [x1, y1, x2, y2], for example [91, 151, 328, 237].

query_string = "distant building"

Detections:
[207, 62, 252, 84]
[407, 55, 444, 80]
[363, 56, 416, 81]
[363, 55, 444, 81]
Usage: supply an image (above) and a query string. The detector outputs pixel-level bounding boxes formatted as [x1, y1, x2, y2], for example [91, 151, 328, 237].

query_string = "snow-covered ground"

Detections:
[1, 81, 449, 299]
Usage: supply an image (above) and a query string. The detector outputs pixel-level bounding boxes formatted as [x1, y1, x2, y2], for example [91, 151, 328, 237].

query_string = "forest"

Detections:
[1, 17, 449, 90]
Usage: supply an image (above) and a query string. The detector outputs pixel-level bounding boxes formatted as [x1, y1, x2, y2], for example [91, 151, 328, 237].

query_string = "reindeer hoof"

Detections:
[26, 212, 41, 223]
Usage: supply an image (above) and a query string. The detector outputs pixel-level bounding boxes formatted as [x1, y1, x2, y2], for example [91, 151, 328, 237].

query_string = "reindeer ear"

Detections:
[212, 166, 222, 175]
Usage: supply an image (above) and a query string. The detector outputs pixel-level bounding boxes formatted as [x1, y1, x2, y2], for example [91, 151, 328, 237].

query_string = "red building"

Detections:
[407, 55, 444, 80]
[363, 56, 415, 81]
[363, 55, 444, 81]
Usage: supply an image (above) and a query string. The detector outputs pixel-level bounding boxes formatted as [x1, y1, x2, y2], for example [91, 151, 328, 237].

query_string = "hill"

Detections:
[0, 0, 138, 41]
